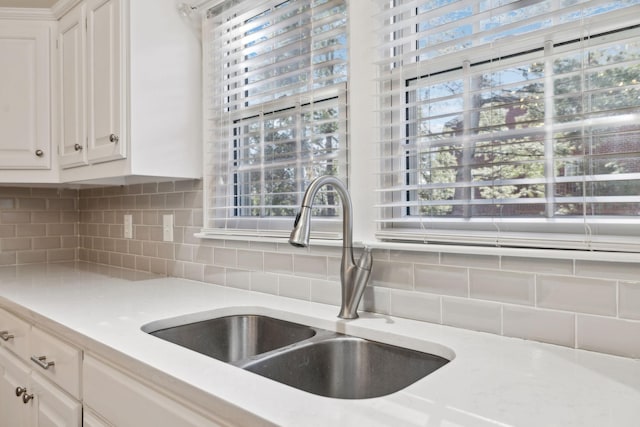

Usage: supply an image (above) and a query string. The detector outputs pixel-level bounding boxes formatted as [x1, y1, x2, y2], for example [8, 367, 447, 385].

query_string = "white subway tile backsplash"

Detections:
[619, 281, 640, 321]
[503, 305, 575, 348]
[156, 243, 174, 260]
[194, 246, 214, 265]
[501, 256, 573, 275]
[279, 275, 311, 300]
[362, 286, 390, 315]
[371, 248, 389, 261]
[263, 252, 293, 274]
[441, 253, 499, 269]
[575, 260, 640, 282]
[213, 247, 237, 268]
[0, 225, 15, 237]
[249, 241, 278, 252]
[226, 268, 251, 290]
[203, 265, 225, 286]
[414, 264, 468, 297]
[370, 260, 413, 290]
[237, 250, 264, 271]
[223, 239, 250, 249]
[17, 224, 46, 237]
[135, 256, 150, 272]
[8, 178, 623, 360]
[310, 279, 341, 306]
[0, 252, 16, 265]
[17, 250, 47, 264]
[149, 258, 167, 275]
[469, 269, 535, 305]
[577, 315, 640, 359]
[250, 271, 278, 295]
[293, 254, 327, 279]
[175, 246, 195, 262]
[390, 250, 439, 265]
[390, 289, 441, 324]
[537, 275, 616, 316]
[442, 297, 502, 335]
[327, 256, 341, 281]
[33, 237, 61, 250]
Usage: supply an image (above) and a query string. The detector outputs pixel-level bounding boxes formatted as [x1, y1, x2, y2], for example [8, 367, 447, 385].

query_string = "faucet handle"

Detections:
[357, 247, 373, 271]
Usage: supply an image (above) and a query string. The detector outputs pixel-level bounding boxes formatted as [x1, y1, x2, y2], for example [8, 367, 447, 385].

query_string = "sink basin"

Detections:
[148, 315, 316, 362]
[242, 336, 449, 399]
[144, 312, 450, 399]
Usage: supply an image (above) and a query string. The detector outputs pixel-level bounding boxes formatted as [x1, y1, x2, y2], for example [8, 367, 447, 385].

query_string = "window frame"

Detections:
[202, 0, 350, 238]
[373, 1, 640, 251]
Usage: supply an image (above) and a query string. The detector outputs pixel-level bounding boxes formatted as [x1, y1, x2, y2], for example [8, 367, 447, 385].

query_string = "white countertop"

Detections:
[0, 262, 639, 427]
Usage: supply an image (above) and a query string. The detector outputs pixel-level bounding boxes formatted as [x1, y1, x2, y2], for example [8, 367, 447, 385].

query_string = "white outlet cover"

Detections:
[124, 215, 133, 239]
[163, 214, 173, 242]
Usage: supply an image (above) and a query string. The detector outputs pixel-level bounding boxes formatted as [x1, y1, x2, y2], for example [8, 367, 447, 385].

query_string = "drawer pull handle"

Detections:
[31, 355, 55, 370]
[0, 330, 14, 341]
[15, 386, 26, 397]
[22, 392, 34, 404]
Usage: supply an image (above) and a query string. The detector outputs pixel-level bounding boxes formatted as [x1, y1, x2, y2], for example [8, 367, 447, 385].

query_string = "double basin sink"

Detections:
[143, 314, 450, 399]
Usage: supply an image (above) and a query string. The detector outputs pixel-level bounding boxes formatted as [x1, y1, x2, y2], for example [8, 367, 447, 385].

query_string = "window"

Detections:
[204, 0, 348, 236]
[375, 0, 640, 250]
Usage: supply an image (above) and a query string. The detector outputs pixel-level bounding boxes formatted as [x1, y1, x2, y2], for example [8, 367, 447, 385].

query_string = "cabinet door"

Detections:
[0, 308, 31, 360]
[0, 347, 31, 427]
[82, 408, 113, 427]
[86, 0, 125, 164]
[58, 5, 87, 169]
[84, 355, 223, 427]
[30, 372, 81, 427]
[0, 21, 51, 170]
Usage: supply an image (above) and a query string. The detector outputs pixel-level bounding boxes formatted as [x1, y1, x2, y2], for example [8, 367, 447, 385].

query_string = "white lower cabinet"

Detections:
[0, 347, 31, 427]
[0, 309, 82, 427]
[82, 408, 112, 427]
[30, 371, 82, 427]
[0, 347, 81, 427]
[2, 307, 226, 426]
[83, 355, 223, 427]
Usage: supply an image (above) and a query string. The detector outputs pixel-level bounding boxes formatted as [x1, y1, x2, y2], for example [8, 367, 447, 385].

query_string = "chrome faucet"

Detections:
[289, 176, 373, 319]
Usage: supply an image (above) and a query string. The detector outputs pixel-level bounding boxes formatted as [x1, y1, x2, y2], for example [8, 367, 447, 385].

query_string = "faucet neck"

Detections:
[299, 176, 353, 252]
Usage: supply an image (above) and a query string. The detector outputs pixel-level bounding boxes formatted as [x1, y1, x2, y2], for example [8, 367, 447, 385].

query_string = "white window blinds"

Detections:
[204, 0, 348, 236]
[375, 0, 640, 251]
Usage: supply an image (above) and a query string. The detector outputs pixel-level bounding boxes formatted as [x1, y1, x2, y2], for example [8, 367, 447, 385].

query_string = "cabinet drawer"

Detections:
[29, 327, 81, 399]
[0, 308, 30, 360]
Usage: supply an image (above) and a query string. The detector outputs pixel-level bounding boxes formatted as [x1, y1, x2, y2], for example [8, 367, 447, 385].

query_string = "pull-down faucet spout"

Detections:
[289, 176, 373, 319]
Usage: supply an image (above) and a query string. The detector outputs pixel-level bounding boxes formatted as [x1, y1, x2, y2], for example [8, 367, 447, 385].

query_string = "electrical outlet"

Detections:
[163, 214, 173, 242]
[124, 215, 133, 239]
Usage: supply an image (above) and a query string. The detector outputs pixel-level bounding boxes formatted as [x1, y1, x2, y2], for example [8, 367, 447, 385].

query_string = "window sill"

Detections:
[364, 240, 640, 263]
[195, 232, 345, 248]
[196, 232, 640, 262]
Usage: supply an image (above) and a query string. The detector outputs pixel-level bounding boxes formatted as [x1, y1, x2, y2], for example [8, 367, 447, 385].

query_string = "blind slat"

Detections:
[204, 0, 349, 234]
[375, 0, 640, 249]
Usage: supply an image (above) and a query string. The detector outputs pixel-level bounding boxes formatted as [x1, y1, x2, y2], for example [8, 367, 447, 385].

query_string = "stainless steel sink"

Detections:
[148, 315, 316, 362]
[241, 335, 449, 399]
[144, 313, 450, 399]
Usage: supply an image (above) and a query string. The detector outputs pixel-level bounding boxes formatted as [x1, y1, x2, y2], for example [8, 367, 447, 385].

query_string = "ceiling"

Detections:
[0, 0, 58, 7]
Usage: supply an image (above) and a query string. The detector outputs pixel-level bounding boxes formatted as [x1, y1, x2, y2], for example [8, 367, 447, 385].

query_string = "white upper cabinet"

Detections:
[0, 19, 57, 182]
[58, 5, 87, 168]
[85, 0, 123, 164]
[58, 0, 202, 185]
